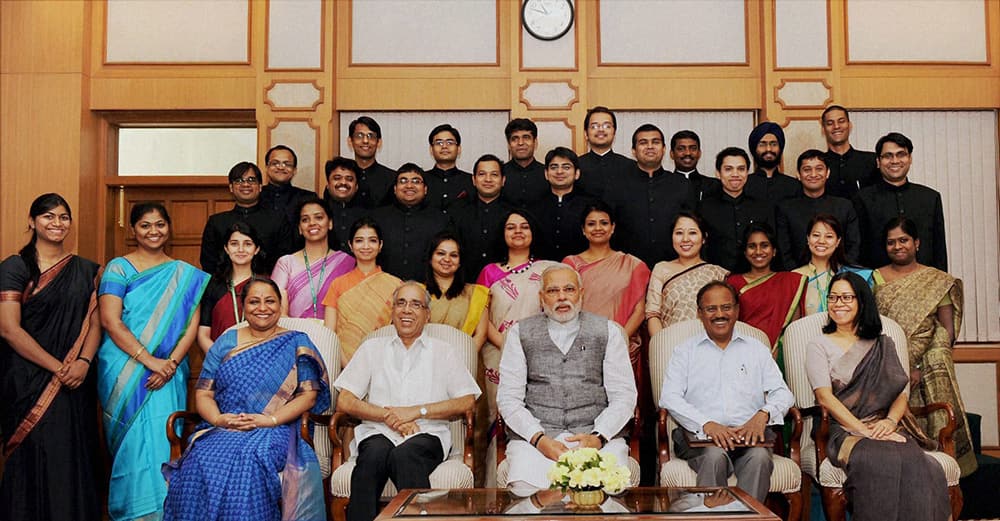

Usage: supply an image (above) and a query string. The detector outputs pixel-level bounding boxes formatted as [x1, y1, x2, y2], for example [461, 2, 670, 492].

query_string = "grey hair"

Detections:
[540, 263, 583, 288]
[392, 280, 432, 307]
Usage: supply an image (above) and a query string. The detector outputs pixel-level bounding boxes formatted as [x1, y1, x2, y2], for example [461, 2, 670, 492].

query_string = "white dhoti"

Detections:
[505, 432, 629, 490]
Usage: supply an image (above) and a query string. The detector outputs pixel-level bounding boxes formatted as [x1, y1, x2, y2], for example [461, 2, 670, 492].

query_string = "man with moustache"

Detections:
[335, 281, 481, 521]
[697, 148, 775, 272]
[370, 164, 450, 281]
[659, 281, 793, 502]
[576, 106, 636, 200]
[452, 154, 514, 277]
[260, 145, 316, 230]
[776, 149, 861, 268]
[820, 105, 879, 199]
[346, 116, 396, 206]
[605, 124, 694, 267]
[670, 130, 720, 202]
[322, 157, 370, 250]
[530, 147, 597, 261]
[745, 122, 801, 206]
[497, 265, 637, 491]
[425, 124, 474, 212]
[853, 132, 947, 270]
[501, 118, 549, 208]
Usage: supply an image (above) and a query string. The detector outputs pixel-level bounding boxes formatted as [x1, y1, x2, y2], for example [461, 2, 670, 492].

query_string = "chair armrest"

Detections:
[783, 407, 803, 465]
[496, 414, 508, 465]
[628, 406, 641, 463]
[462, 409, 475, 472]
[167, 411, 204, 461]
[910, 402, 957, 457]
[814, 406, 831, 465]
[301, 413, 332, 448]
[328, 411, 360, 470]
[657, 408, 671, 466]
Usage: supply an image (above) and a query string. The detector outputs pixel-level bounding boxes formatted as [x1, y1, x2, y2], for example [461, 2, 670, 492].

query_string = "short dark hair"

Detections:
[882, 216, 920, 243]
[822, 272, 882, 339]
[428, 124, 461, 145]
[631, 124, 664, 149]
[796, 149, 827, 171]
[715, 147, 750, 171]
[349, 216, 383, 243]
[584, 106, 617, 130]
[325, 156, 360, 178]
[130, 201, 171, 227]
[670, 130, 701, 150]
[265, 145, 297, 167]
[670, 210, 708, 239]
[875, 132, 913, 156]
[544, 147, 579, 169]
[396, 162, 425, 179]
[228, 161, 262, 183]
[803, 213, 847, 270]
[349, 116, 382, 139]
[424, 231, 468, 299]
[241, 276, 282, 305]
[473, 153, 505, 175]
[504, 118, 537, 140]
[696, 280, 740, 309]
[579, 200, 616, 228]
[821, 105, 850, 123]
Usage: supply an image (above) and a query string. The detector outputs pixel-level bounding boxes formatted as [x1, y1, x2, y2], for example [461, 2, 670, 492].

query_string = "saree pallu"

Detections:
[727, 271, 805, 359]
[163, 330, 330, 521]
[97, 258, 209, 521]
[272, 251, 355, 319]
[874, 267, 976, 476]
[334, 270, 401, 365]
[202, 277, 252, 341]
[429, 283, 489, 336]
[0, 255, 101, 521]
[794, 264, 875, 316]
[647, 262, 729, 326]
[824, 335, 949, 521]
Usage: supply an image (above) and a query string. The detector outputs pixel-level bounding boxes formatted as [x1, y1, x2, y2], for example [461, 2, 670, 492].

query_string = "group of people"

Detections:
[0, 103, 971, 521]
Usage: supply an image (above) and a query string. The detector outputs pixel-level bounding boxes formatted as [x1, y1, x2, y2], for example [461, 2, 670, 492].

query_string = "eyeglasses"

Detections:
[827, 294, 857, 304]
[879, 150, 909, 161]
[267, 160, 295, 169]
[393, 299, 427, 310]
[397, 177, 424, 185]
[589, 122, 613, 130]
[232, 177, 260, 185]
[543, 286, 578, 297]
[432, 139, 458, 147]
[701, 304, 735, 314]
[353, 132, 377, 141]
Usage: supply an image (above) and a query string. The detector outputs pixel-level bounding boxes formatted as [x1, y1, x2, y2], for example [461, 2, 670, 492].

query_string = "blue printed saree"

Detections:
[163, 329, 330, 521]
[97, 258, 209, 520]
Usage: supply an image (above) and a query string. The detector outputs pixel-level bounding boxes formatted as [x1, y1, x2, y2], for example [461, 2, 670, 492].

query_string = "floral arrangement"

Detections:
[546, 447, 631, 495]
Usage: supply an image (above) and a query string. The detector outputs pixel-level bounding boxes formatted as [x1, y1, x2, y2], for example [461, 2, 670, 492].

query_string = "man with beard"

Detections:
[424, 124, 474, 212]
[334, 281, 480, 521]
[346, 116, 396, 206]
[670, 130, 720, 202]
[497, 265, 637, 491]
[530, 147, 596, 261]
[605, 124, 694, 267]
[576, 106, 636, 200]
[659, 281, 793, 502]
[745, 122, 801, 206]
[501, 118, 549, 208]
[322, 157, 371, 250]
[820, 105, 879, 199]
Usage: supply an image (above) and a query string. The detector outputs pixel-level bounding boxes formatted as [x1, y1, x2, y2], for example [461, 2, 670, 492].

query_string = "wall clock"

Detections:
[521, 0, 574, 41]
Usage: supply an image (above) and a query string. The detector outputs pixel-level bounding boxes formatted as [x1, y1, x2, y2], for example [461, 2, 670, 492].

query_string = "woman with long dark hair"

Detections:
[792, 214, 873, 315]
[0, 193, 102, 521]
[425, 231, 489, 349]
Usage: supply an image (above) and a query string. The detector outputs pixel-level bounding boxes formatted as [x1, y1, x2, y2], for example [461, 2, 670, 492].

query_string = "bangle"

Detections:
[269, 415, 278, 427]
[168, 357, 178, 366]
[77, 356, 92, 365]
[131, 347, 145, 360]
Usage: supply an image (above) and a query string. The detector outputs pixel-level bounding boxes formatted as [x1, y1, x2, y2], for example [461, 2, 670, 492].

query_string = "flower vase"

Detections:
[570, 488, 605, 508]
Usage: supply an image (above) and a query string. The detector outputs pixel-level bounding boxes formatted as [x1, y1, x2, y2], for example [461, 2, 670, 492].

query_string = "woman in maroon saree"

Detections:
[0, 193, 102, 521]
[806, 272, 948, 521]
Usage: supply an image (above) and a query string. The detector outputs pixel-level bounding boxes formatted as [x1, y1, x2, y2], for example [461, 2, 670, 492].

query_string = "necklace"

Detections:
[503, 257, 534, 274]
[303, 247, 330, 318]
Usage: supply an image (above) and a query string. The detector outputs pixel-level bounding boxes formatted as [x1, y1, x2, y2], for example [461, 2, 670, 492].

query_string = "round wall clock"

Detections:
[521, 0, 574, 41]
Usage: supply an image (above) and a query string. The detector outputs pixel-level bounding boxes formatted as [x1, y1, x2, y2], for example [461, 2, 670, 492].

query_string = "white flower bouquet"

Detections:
[546, 447, 631, 495]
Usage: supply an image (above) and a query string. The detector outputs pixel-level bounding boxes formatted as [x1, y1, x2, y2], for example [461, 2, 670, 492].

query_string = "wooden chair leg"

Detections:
[948, 485, 963, 521]
[784, 490, 802, 521]
[800, 477, 812, 521]
[330, 496, 349, 521]
[818, 486, 847, 521]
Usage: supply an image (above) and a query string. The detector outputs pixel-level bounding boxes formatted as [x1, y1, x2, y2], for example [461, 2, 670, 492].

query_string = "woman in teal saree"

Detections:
[98, 203, 209, 520]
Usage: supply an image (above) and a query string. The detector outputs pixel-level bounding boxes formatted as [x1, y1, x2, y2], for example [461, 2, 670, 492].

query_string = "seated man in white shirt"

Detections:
[659, 280, 794, 502]
[497, 265, 637, 492]
[334, 281, 481, 521]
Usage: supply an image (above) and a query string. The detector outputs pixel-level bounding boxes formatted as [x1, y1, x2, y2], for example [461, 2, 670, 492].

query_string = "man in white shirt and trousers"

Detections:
[334, 281, 481, 521]
[497, 264, 637, 493]
[659, 280, 794, 502]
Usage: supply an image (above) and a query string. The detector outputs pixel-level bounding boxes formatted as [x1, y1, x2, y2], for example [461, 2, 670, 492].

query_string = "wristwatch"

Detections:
[419, 406, 428, 418]
[591, 431, 608, 448]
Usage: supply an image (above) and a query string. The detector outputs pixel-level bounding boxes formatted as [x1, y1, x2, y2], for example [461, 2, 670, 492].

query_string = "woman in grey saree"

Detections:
[805, 272, 948, 521]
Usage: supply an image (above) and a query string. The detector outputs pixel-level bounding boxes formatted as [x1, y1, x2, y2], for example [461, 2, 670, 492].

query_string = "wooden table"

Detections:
[376, 487, 780, 520]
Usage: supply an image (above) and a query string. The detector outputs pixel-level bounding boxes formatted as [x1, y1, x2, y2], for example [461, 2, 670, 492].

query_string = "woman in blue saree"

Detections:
[98, 202, 209, 520]
[163, 277, 329, 521]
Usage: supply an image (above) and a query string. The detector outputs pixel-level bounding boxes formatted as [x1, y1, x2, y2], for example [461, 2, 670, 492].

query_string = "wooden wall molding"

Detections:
[263, 80, 324, 111]
[518, 80, 579, 111]
[264, 0, 325, 71]
[773, 79, 833, 110]
[771, 0, 832, 71]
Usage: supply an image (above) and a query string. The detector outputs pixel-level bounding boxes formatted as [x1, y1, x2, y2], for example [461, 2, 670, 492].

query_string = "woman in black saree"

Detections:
[805, 271, 949, 521]
[0, 193, 103, 521]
